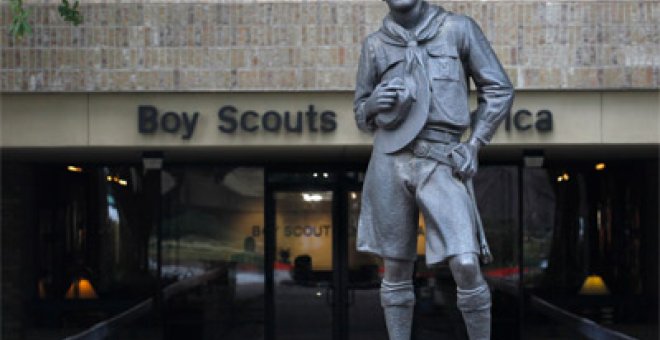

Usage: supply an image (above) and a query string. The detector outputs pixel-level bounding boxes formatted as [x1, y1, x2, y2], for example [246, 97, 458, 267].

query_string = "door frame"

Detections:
[264, 169, 363, 340]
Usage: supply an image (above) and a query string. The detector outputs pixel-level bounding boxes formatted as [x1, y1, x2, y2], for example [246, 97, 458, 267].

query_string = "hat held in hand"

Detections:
[375, 77, 417, 130]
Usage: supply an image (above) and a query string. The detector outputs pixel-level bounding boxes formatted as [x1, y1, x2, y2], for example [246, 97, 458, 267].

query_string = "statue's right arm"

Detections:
[354, 38, 379, 132]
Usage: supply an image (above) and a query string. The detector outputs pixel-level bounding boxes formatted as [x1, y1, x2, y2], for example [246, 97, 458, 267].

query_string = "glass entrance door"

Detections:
[266, 171, 387, 340]
[272, 190, 335, 340]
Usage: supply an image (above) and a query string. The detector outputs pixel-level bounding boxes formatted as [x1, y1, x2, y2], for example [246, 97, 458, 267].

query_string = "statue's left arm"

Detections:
[451, 16, 514, 180]
[460, 16, 515, 147]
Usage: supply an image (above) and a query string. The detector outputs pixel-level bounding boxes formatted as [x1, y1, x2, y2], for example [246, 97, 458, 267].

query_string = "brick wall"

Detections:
[1, 0, 658, 91]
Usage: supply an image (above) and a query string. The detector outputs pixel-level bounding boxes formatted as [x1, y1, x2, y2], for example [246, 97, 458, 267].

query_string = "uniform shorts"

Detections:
[356, 140, 480, 265]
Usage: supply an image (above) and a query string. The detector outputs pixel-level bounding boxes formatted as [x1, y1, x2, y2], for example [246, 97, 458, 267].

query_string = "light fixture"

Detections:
[323, 172, 329, 178]
[302, 193, 323, 202]
[557, 172, 570, 182]
[523, 150, 544, 168]
[351, 192, 357, 200]
[142, 151, 163, 171]
[579, 274, 610, 295]
[107, 175, 128, 186]
[313, 172, 318, 178]
[67, 166, 83, 173]
[595, 163, 606, 171]
[65, 277, 98, 299]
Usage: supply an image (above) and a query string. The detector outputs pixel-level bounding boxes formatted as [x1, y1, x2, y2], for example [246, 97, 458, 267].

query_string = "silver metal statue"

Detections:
[353, 1, 514, 339]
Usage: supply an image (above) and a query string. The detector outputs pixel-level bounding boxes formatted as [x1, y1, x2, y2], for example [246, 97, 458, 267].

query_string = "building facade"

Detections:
[1, 1, 658, 339]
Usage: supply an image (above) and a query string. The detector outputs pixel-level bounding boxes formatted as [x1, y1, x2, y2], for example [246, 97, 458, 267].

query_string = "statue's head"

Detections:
[382, 0, 422, 13]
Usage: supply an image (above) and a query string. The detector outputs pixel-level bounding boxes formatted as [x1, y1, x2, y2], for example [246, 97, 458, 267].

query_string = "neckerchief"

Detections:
[379, 2, 447, 77]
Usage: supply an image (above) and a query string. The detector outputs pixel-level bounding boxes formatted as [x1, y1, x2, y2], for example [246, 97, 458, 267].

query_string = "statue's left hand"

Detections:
[451, 140, 481, 181]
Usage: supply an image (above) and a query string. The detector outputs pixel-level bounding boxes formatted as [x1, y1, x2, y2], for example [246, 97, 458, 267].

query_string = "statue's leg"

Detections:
[449, 253, 491, 340]
[381, 258, 415, 340]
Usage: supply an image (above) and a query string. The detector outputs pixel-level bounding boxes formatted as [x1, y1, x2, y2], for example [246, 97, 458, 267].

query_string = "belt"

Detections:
[416, 128, 462, 144]
[409, 139, 455, 167]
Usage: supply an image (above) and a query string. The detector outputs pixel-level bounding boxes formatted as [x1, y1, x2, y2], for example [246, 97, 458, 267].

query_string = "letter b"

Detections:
[138, 105, 158, 133]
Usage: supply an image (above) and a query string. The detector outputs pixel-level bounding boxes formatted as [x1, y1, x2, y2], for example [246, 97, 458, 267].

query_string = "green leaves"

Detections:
[9, 0, 31, 39]
[8, 0, 84, 39]
[58, 0, 83, 26]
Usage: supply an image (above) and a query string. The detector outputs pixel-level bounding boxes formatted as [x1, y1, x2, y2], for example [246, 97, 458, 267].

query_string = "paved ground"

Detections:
[28, 270, 654, 339]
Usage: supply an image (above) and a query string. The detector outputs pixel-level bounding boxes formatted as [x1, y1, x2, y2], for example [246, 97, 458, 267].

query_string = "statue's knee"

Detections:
[450, 254, 482, 288]
[380, 279, 415, 307]
[453, 253, 479, 271]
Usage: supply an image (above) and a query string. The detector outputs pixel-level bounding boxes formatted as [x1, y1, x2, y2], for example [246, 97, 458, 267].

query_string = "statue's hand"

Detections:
[451, 140, 481, 181]
[364, 81, 406, 118]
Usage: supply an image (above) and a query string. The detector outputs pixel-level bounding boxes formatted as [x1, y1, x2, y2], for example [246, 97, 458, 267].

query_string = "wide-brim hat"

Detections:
[374, 75, 430, 154]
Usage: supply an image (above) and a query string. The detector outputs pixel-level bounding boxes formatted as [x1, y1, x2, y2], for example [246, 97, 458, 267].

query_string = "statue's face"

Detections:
[383, 0, 421, 12]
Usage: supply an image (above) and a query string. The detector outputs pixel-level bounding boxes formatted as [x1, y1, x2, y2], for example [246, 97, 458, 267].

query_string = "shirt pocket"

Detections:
[427, 45, 460, 82]
[426, 45, 469, 124]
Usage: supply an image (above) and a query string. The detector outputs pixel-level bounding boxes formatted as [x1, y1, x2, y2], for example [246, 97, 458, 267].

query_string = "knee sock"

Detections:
[381, 279, 415, 340]
[456, 284, 492, 340]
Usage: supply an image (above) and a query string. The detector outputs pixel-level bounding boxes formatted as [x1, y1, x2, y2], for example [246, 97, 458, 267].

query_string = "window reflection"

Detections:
[5, 165, 265, 339]
[536, 163, 657, 332]
[160, 166, 265, 339]
[25, 165, 158, 338]
[521, 168, 556, 286]
[472, 166, 520, 283]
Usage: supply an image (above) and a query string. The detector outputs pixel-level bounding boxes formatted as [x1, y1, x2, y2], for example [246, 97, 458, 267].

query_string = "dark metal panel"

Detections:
[265, 174, 276, 340]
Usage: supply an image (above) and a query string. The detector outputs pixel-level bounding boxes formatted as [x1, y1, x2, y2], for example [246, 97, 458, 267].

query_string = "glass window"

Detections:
[527, 162, 658, 338]
[11, 165, 159, 338]
[1, 164, 265, 339]
[159, 166, 265, 340]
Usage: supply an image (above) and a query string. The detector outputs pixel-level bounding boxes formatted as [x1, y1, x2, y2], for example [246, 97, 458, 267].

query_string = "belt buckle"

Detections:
[413, 140, 430, 158]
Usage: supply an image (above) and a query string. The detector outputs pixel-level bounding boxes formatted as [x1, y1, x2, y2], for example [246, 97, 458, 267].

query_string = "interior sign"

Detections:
[137, 104, 337, 140]
[283, 225, 331, 238]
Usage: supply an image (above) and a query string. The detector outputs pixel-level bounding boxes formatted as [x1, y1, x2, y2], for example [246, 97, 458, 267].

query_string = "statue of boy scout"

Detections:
[354, 1, 514, 339]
